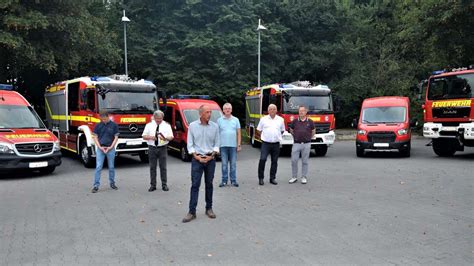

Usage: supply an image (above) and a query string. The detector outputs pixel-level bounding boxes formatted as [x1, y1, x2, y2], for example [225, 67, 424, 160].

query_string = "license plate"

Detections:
[374, 143, 389, 148]
[127, 140, 143, 146]
[442, 126, 456, 131]
[29, 162, 48, 168]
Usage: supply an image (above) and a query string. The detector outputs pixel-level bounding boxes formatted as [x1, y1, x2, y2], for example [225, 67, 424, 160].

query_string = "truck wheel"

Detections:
[180, 145, 191, 162]
[80, 141, 95, 168]
[356, 147, 365, 157]
[400, 142, 411, 157]
[250, 130, 260, 148]
[314, 145, 328, 157]
[139, 152, 149, 163]
[39, 166, 56, 175]
[432, 139, 456, 157]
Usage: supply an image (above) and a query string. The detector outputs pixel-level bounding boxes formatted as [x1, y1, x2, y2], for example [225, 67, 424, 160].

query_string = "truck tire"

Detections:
[432, 139, 457, 157]
[314, 145, 328, 157]
[180, 145, 191, 162]
[39, 166, 56, 175]
[250, 130, 260, 148]
[356, 147, 365, 157]
[139, 152, 149, 163]
[80, 141, 96, 168]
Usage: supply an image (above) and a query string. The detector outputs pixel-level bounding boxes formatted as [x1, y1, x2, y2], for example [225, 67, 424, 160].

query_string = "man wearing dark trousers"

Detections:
[142, 110, 174, 192]
[182, 105, 220, 223]
[257, 104, 285, 186]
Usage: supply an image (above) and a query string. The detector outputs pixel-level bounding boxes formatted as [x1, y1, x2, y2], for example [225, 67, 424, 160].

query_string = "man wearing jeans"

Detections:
[142, 110, 174, 192]
[182, 105, 220, 223]
[288, 106, 315, 184]
[257, 104, 285, 186]
[91, 110, 119, 193]
[217, 103, 241, 187]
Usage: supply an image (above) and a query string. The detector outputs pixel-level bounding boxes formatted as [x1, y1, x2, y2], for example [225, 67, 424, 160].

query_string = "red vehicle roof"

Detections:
[432, 69, 474, 78]
[0, 90, 31, 106]
[362, 96, 409, 108]
[166, 99, 221, 109]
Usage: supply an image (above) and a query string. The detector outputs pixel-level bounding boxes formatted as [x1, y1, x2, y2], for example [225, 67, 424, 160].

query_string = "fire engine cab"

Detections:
[44, 75, 164, 167]
[245, 81, 338, 156]
[0, 85, 61, 174]
[420, 67, 474, 156]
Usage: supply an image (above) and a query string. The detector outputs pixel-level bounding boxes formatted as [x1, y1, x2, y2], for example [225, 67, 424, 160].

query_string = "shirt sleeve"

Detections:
[142, 123, 150, 137]
[92, 124, 100, 136]
[165, 123, 173, 138]
[187, 124, 195, 154]
[236, 117, 241, 130]
[213, 125, 220, 152]
[113, 123, 120, 136]
[257, 117, 264, 131]
[309, 120, 315, 130]
[280, 118, 285, 132]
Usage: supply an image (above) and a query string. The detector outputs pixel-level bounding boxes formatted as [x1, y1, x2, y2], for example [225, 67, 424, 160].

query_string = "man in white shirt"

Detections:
[142, 110, 174, 192]
[256, 104, 285, 186]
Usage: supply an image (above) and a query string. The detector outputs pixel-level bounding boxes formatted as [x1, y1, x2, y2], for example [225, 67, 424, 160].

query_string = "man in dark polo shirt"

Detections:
[288, 106, 315, 184]
[91, 110, 119, 193]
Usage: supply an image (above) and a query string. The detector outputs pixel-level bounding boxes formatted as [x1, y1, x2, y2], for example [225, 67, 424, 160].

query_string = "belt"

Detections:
[196, 153, 213, 156]
[294, 141, 311, 144]
[262, 141, 279, 144]
[149, 145, 167, 148]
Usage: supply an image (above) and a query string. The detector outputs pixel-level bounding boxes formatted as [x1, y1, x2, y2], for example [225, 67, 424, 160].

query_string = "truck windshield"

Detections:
[0, 105, 46, 129]
[362, 107, 406, 124]
[182, 109, 222, 125]
[98, 91, 157, 114]
[427, 73, 473, 100]
[283, 95, 333, 114]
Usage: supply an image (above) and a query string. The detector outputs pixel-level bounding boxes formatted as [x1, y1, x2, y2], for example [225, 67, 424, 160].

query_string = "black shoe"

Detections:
[148, 186, 156, 192]
[231, 182, 239, 187]
[162, 185, 169, 191]
[270, 179, 278, 185]
[219, 182, 227, 187]
[259, 179, 264, 186]
[110, 184, 118, 190]
[91, 187, 99, 193]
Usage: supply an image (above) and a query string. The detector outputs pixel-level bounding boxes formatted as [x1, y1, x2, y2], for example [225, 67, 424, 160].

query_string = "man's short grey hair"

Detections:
[153, 110, 164, 118]
[223, 103, 232, 109]
[298, 105, 307, 110]
[268, 104, 277, 110]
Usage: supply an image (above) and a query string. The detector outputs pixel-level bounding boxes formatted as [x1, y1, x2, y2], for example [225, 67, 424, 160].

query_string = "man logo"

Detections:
[129, 124, 138, 133]
[33, 144, 42, 153]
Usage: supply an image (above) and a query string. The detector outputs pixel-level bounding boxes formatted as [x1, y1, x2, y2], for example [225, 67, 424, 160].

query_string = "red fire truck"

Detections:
[1, 85, 61, 174]
[44, 75, 165, 167]
[420, 67, 474, 156]
[245, 81, 338, 156]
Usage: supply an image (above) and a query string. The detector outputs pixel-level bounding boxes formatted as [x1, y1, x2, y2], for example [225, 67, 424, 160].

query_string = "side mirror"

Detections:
[410, 118, 418, 128]
[176, 121, 184, 131]
[351, 118, 358, 129]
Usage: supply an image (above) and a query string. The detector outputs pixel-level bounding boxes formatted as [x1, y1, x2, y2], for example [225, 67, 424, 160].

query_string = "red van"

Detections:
[353, 96, 417, 157]
[0, 87, 61, 174]
[161, 96, 223, 161]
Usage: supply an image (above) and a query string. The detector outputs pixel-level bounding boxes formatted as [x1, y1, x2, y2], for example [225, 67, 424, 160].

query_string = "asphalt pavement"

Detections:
[0, 140, 473, 265]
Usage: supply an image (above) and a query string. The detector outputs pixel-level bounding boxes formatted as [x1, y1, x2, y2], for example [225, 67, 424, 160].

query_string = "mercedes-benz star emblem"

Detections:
[129, 123, 138, 132]
[33, 144, 42, 153]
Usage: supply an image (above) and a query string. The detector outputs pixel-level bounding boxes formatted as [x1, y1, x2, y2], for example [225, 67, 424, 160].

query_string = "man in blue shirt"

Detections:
[182, 105, 220, 223]
[217, 103, 241, 187]
[91, 110, 119, 193]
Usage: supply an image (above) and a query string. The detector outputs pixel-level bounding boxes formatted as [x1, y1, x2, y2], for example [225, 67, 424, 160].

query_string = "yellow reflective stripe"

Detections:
[120, 117, 146, 123]
[60, 146, 77, 153]
[168, 146, 180, 152]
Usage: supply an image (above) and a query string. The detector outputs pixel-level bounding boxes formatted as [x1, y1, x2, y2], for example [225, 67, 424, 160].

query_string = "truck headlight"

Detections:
[357, 130, 367, 136]
[397, 129, 408, 135]
[53, 140, 61, 151]
[0, 142, 15, 154]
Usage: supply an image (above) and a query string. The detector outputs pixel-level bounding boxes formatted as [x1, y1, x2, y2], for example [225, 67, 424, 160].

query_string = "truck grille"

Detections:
[118, 124, 146, 139]
[314, 123, 331, 134]
[15, 143, 54, 155]
[432, 107, 471, 118]
[367, 132, 396, 143]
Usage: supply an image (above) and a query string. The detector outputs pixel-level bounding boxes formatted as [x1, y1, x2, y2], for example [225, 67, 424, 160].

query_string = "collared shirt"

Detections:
[93, 121, 119, 147]
[257, 114, 285, 143]
[187, 120, 220, 155]
[217, 115, 241, 147]
[289, 117, 315, 143]
[142, 120, 173, 147]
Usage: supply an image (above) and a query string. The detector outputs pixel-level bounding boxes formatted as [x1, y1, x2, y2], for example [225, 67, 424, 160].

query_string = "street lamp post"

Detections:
[122, 10, 130, 77]
[257, 19, 267, 114]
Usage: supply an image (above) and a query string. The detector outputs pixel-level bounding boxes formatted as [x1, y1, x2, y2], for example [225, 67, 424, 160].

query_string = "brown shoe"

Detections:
[205, 209, 216, 219]
[182, 213, 196, 223]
